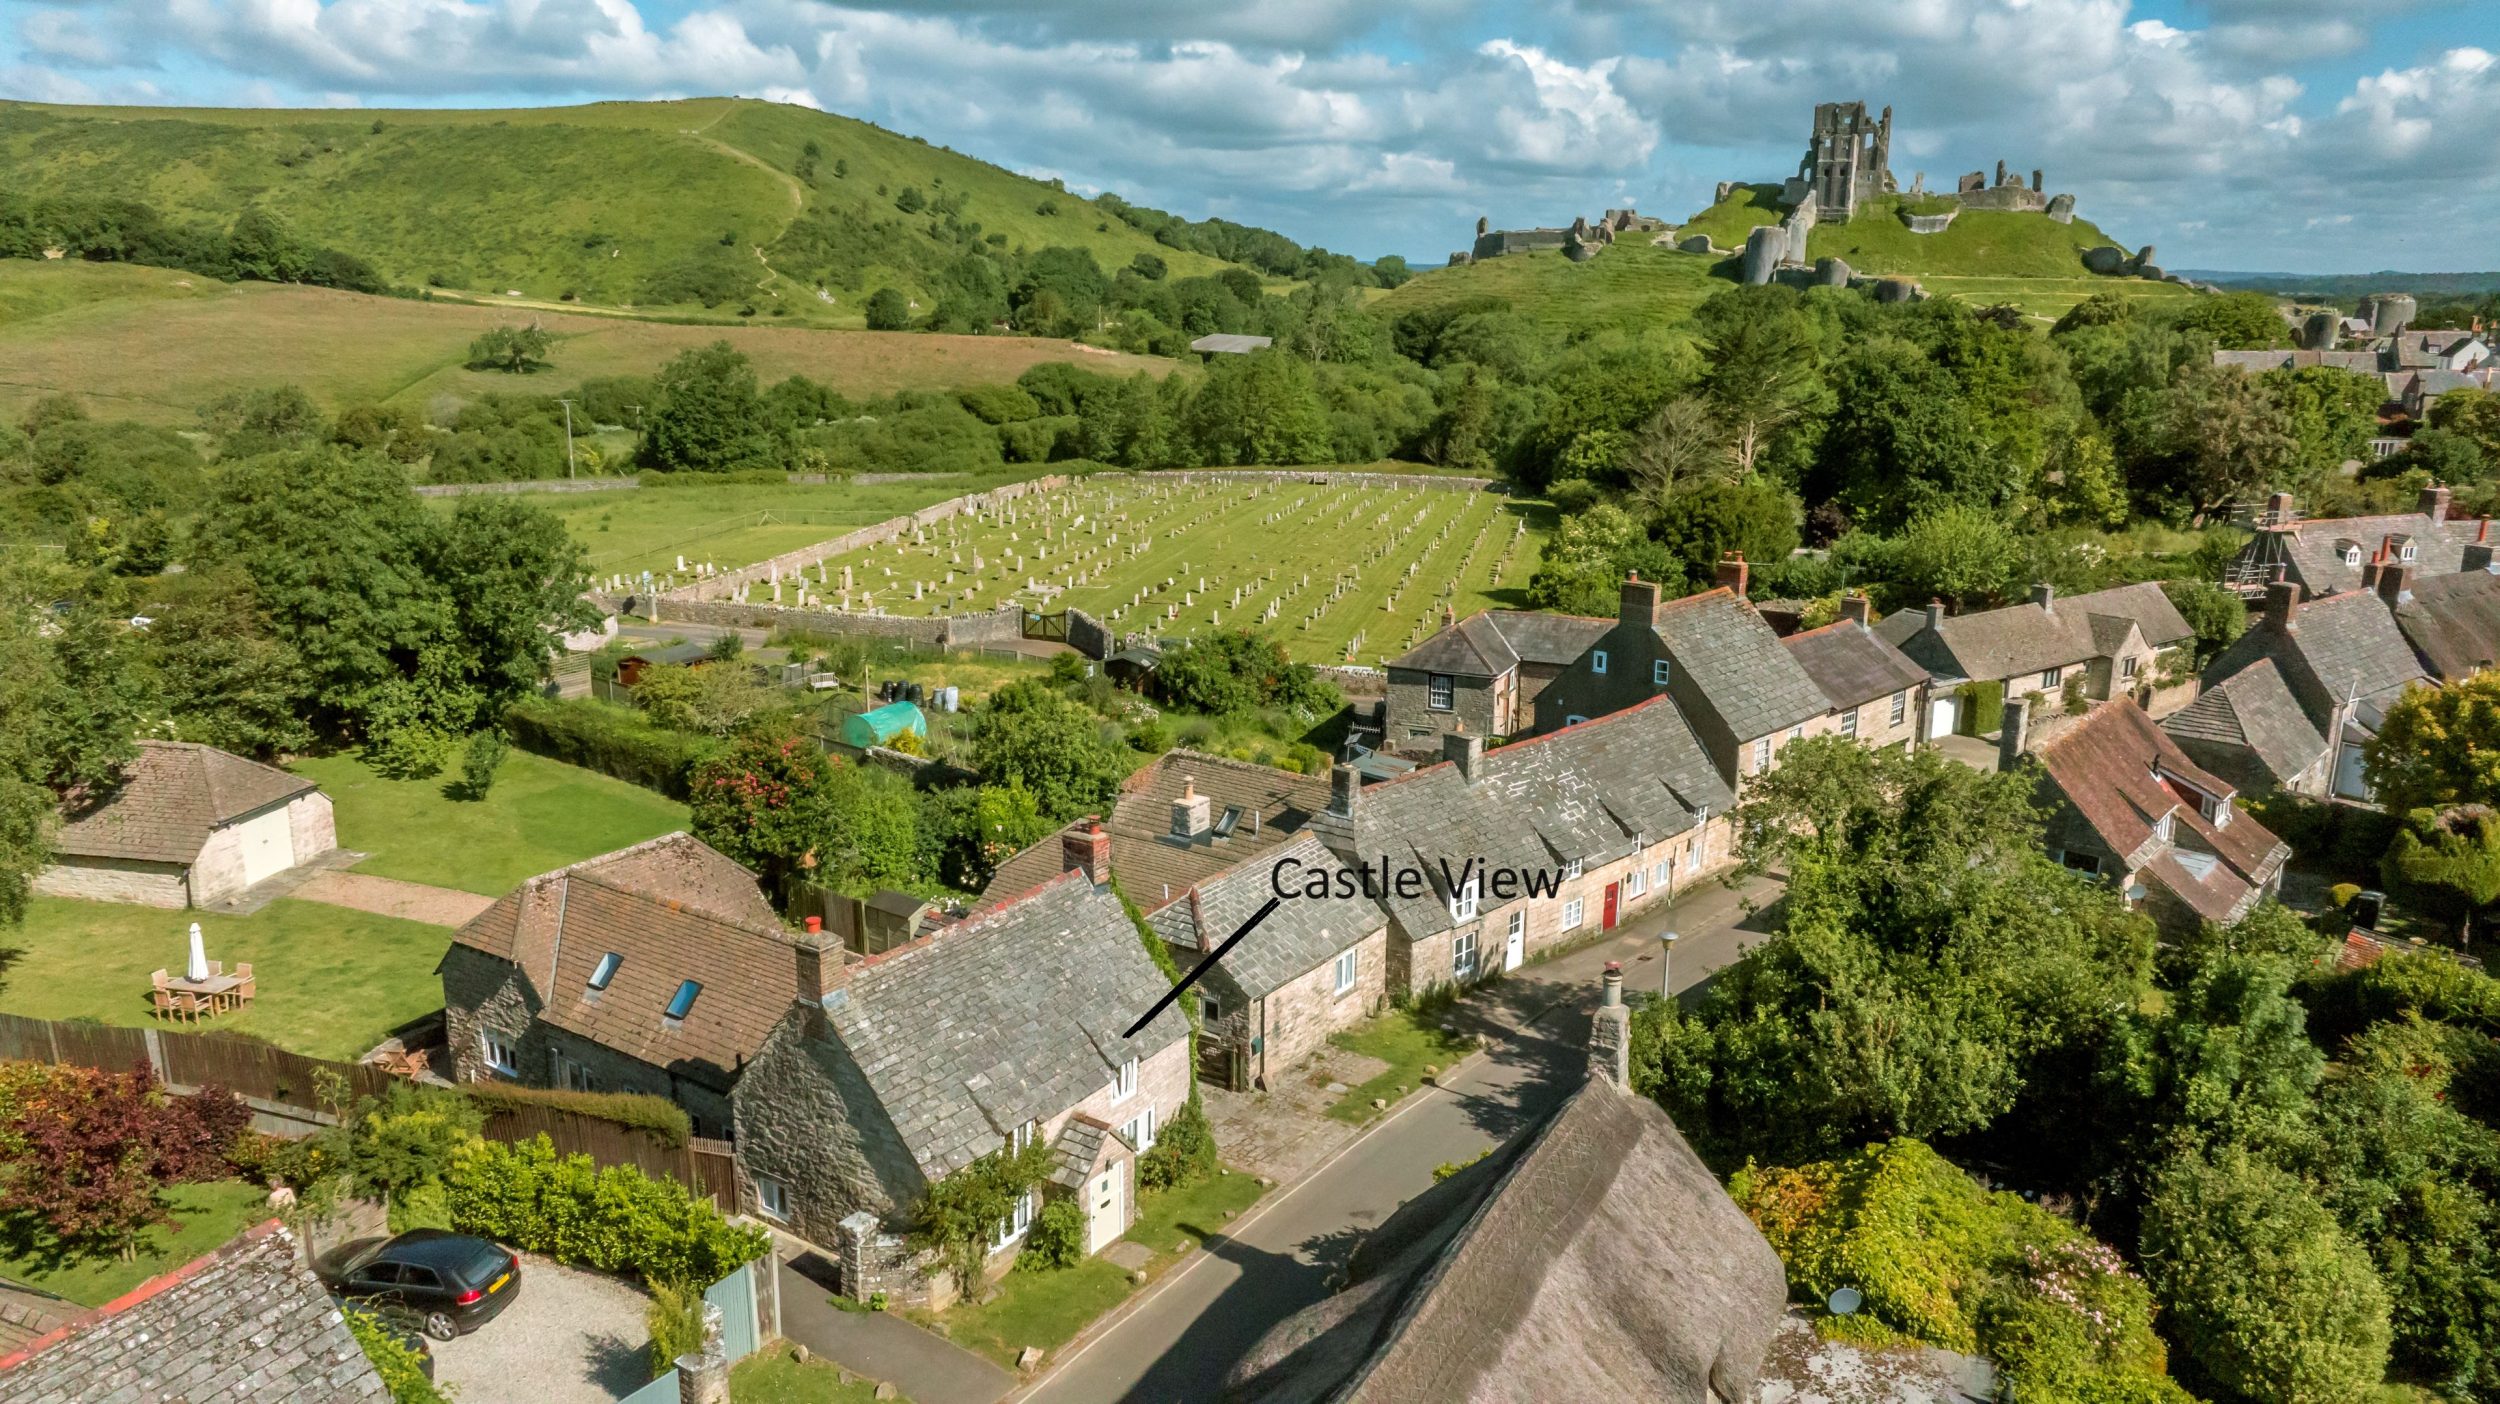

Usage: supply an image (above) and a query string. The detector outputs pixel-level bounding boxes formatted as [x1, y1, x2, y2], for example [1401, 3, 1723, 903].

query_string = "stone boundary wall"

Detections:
[674, 474, 1077, 602]
[414, 477, 643, 498]
[1066, 607, 1110, 660]
[1313, 663, 1389, 697]
[649, 596, 1027, 648]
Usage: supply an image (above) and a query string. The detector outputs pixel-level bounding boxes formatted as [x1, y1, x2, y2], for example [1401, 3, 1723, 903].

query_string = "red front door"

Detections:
[1602, 882, 1620, 929]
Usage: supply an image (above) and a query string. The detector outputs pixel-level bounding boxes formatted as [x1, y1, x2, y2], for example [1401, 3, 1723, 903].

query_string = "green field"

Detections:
[0, 1180, 271, 1307]
[753, 473, 1550, 666]
[288, 750, 687, 896]
[1374, 240, 1726, 335]
[0, 97, 1243, 317]
[0, 261, 1177, 425]
[0, 896, 450, 1061]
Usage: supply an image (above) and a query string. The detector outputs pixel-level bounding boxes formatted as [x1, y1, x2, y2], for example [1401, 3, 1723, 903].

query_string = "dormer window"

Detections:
[2343, 545, 2363, 568]
[2400, 540, 2418, 562]
[2154, 813, 2174, 844]
[1563, 857, 1583, 881]
[1009, 1118, 1038, 1154]
[587, 952, 623, 992]
[1450, 870, 1481, 922]
[1111, 1057, 1138, 1103]
[665, 980, 702, 1021]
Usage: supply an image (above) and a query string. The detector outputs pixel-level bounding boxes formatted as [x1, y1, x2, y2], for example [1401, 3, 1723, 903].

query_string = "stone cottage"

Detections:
[2226, 487, 2486, 599]
[36, 740, 336, 909]
[1148, 834, 1391, 1092]
[730, 856, 1189, 1300]
[980, 749, 1329, 912]
[2012, 698, 2291, 936]
[1877, 581, 2198, 741]
[1383, 610, 1609, 751]
[1531, 559, 1835, 790]
[1779, 595, 1931, 753]
[1310, 697, 1738, 997]
[440, 832, 802, 1140]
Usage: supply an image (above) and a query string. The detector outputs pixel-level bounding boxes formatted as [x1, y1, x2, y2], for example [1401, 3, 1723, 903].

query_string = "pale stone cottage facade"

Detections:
[36, 741, 336, 909]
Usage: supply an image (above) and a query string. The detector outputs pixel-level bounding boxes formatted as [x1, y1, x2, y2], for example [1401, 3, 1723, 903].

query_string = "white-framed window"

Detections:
[1650, 859, 1669, 886]
[1333, 949, 1358, 995]
[1789, 725, 1804, 742]
[755, 1176, 789, 1222]
[1111, 1057, 1139, 1103]
[1428, 673, 1454, 710]
[1625, 866, 1646, 898]
[992, 1189, 1037, 1250]
[1120, 1107, 1156, 1152]
[2343, 545, 2363, 567]
[1563, 857, 1583, 881]
[1687, 807, 1710, 873]
[1561, 897, 1585, 930]
[1890, 691, 1907, 726]
[1592, 649, 1609, 675]
[2041, 666, 2063, 689]
[1010, 1119, 1038, 1155]
[2056, 849, 2104, 876]
[1652, 659, 1671, 686]
[1449, 870, 1480, 922]
[1454, 929, 1481, 981]
[1840, 707, 1859, 737]
[551, 1050, 594, 1093]
[480, 1030, 519, 1078]
[1752, 737, 1772, 774]
[2401, 540, 2419, 562]
[2122, 655, 2140, 678]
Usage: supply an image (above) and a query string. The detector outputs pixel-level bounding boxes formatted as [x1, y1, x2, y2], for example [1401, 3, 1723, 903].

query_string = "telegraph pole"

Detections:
[556, 398, 579, 479]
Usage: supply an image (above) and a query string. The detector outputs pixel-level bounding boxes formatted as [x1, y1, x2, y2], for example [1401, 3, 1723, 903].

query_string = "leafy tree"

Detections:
[465, 323, 552, 373]
[864, 287, 911, 331]
[2159, 578, 2248, 668]
[2264, 366, 2387, 478]
[894, 186, 926, 214]
[2430, 385, 2500, 463]
[961, 781, 1053, 888]
[2098, 953, 2324, 1166]
[635, 663, 778, 738]
[687, 722, 833, 887]
[2366, 676, 2500, 814]
[1151, 630, 1338, 716]
[641, 342, 776, 474]
[1527, 503, 1674, 615]
[331, 402, 431, 464]
[2160, 364, 2302, 519]
[423, 496, 597, 708]
[1647, 479, 1798, 586]
[140, 573, 314, 759]
[1185, 352, 1330, 466]
[2388, 426, 2491, 486]
[1882, 505, 2026, 607]
[2382, 804, 2500, 944]
[912, 1139, 1049, 1296]
[1816, 345, 1997, 530]
[199, 385, 326, 459]
[2169, 292, 2295, 351]
[459, 729, 507, 800]
[818, 762, 925, 892]
[971, 681, 1127, 819]
[1694, 291, 1818, 474]
[2140, 1146, 2391, 1404]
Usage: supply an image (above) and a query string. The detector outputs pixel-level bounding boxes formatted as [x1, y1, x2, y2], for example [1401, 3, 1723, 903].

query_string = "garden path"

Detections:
[294, 871, 495, 927]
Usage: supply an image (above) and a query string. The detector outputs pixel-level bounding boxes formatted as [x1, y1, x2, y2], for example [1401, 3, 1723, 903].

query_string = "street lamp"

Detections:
[1659, 929, 1680, 1002]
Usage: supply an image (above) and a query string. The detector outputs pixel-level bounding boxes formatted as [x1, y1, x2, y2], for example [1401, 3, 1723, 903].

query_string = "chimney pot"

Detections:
[1062, 818, 1112, 884]
[804, 916, 823, 934]
[1601, 962, 1624, 1007]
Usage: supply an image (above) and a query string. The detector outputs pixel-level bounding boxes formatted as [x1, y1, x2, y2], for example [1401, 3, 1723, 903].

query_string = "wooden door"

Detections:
[1602, 882, 1620, 930]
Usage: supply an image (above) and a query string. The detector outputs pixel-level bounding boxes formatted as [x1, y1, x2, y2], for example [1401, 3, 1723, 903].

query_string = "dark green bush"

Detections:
[1137, 1096, 1219, 1191]
[1018, 1198, 1085, 1272]
[503, 696, 720, 800]
[462, 1081, 693, 1148]
[444, 1135, 768, 1289]
[345, 1307, 453, 1404]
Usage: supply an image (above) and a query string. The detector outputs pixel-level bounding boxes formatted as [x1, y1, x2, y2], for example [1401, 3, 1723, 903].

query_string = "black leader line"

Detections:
[1123, 895, 1281, 1038]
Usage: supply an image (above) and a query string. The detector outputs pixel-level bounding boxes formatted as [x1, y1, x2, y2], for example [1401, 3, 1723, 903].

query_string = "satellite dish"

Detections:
[1826, 1287, 1864, 1316]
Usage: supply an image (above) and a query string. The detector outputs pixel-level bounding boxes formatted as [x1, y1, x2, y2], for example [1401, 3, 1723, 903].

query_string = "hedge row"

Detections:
[463, 1081, 693, 1149]
[503, 696, 720, 800]
[445, 1134, 768, 1290]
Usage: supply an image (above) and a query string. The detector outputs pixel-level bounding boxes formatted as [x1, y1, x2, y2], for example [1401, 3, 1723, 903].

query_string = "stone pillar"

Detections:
[1590, 963, 1630, 1087]
[675, 1303, 729, 1404]
[837, 1211, 880, 1302]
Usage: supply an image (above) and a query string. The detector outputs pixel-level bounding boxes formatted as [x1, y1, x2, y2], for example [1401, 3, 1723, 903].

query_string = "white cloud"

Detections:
[18, 11, 121, 67]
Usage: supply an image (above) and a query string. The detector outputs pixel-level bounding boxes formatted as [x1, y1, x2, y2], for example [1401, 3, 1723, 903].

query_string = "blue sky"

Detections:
[5, 0, 2497, 273]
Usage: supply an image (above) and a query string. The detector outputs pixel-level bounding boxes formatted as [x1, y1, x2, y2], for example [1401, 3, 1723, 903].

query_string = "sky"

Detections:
[4, 0, 2497, 274]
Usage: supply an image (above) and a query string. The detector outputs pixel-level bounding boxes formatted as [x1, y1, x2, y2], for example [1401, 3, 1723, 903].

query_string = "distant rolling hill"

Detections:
[0, 97, 1278, 322]
[2174, 270, 2500, 302]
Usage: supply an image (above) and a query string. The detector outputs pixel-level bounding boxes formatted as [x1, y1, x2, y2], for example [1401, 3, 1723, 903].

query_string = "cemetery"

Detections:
[619, 474, 1550, 667]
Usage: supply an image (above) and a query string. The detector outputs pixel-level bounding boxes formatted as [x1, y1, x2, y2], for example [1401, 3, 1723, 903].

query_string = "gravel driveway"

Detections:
[432, 1255, 652, 1404]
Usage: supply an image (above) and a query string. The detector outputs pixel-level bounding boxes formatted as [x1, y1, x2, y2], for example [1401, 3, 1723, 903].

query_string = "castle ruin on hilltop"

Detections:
[1786, 102, 1895, 222]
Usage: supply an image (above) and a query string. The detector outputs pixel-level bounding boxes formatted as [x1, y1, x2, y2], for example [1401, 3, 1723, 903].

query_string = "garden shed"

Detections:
[840, 701, 928, 750]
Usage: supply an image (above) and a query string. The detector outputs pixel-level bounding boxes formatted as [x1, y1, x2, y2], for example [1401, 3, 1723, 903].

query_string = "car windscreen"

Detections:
[445, 1239, 511, 1287]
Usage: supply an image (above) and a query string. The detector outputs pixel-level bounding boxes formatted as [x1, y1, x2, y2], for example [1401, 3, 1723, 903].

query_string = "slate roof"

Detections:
[2035, 701, 2291, 925]
[2161, 659, 2328, 791]
[1048, 1117, 1118, 1191]
[2256, 510, 2484, 596]
[52, 740, 319, 865]
[1312, 696, 1734, 941]
[980, 750, 1330, 911]
[2206, 590, 2429, 736]
[1647, 588, 1831, 740]
[2211, 349, 2385, 375]
[451, 833, 798, 1088]
[1149, 835, 1383, 1001]
[1222, 1076, 1786, 1404]
[2392, 567, 2500, 681]
[1387, 611, 1610, 676]
[824, 870, 1187, 1180]
[0, 1219, 384, 1402]
[1780, 618, 1929, 711]
[1875, 583, 2190, 685]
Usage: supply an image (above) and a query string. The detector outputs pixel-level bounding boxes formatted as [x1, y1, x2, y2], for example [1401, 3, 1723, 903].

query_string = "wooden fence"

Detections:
[0, 1013, 737, 1207]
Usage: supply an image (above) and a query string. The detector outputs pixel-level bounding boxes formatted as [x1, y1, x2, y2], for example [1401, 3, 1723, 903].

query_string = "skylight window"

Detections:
[588, 952, 623, 991]
[665, 980, 702, 1020]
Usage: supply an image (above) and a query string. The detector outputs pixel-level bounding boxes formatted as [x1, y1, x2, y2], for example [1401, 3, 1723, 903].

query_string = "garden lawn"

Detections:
[0, 897, 451, 1062]
[0, 1180, 270, 1307]
[730, 1352, 899, 1403]
[289, 749, 686, 896]
[1326, 1008, 1476, 1124]
[922, 1169, 1267, 1371]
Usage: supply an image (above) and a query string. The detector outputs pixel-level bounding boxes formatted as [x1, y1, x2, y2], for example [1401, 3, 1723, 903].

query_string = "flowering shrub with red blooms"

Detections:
[0, 1062, 256, 1253]
[687, 722, 835, 884]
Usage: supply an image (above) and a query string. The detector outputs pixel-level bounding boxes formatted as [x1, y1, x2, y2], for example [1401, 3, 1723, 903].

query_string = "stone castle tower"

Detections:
[1792, 101, 1894, 222]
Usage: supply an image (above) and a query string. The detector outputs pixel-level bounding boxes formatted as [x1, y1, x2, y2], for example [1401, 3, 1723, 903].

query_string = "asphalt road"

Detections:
[1022, 873, 1781, 1404]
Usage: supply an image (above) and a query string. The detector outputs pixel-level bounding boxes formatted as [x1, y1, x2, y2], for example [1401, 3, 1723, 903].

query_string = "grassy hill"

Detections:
[0, 260, 1177, 424]
[1371, 240, 1726, 335]
[0, 97, 1249, 321]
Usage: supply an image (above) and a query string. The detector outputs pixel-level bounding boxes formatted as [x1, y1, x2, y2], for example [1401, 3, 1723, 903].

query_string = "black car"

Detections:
[318, 1230, 522, 1340]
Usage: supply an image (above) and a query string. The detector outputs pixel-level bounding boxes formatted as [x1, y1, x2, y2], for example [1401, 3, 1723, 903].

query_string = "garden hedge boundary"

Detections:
[503, 696, 720, 800]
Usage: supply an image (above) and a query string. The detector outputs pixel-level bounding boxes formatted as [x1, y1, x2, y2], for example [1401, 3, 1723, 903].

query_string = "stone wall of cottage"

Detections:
[732, 1009, 929, 1251]
[1054, 1031, 1191, 1155]
[286, 792, 338, 861]
[439, 945, 548, 1087]
[1249, 927, 1390, 1088]
[1385, 667, 1502, 748]
[33, 856, 188, 907]
[188, 812, 277, 905]
[1835, 686, 1924, 752]
[537, 1026, 735, 1140]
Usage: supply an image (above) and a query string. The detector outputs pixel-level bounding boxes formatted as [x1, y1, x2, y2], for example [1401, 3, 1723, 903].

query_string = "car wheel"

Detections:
[423, 1311, 458, 1342]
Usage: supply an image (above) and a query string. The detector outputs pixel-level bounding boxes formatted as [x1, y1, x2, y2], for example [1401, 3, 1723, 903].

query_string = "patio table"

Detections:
[165, 971, 245, 1016]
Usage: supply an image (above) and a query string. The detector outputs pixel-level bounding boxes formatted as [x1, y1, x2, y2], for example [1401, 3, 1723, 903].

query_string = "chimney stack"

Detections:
[2378, 562, 2414, 605]
[1329, 763, 1361, 819]
[1170, 775, 1211, 840]
[2466, 542, 2496, 573]
[2360, 556, 2383, 592]
[2265, 578, 2301, 634]
[1442, 726, 1484, 783]
[1715, 552, 1750, 598]
[2029, 582, 2055, 611]
[1589, 961, 1630, 1087]
[1999, 694, 2031, 770]
[1924, 599, 1946, 633]
[2266, 490, 2295, 524]
[2421, 484, 2452, 526]
[794, 931, 848, 1004]
[1619, 571, 1661, 627]
[1839, 593, 1871, 627]
[1062, 818, 1112, 886]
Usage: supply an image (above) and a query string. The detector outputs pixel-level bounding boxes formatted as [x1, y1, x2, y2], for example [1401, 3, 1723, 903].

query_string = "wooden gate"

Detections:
[1022, 610, 1069, 642]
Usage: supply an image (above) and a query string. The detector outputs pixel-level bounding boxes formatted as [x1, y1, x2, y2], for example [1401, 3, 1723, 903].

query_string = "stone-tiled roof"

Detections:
[52, 740, 318, 864]
[0, 1219, 384, 1402]
[1877, 584, 2189, 686]
[1648, 588, 1830, 741]
[1149, 835, 1383, 1001]
[2207, 590, 2429, 736]
[2260, 511, 2484, 596]
[980, 750, 1330, 912]
[452, 833, 799, 1088]
[2392, 567, 2500, 681]
[2035, 701, 2291, 925]
[1312, 697, 1733, 941]
[1780, 619, 1929, 711]
[1048, 1117, 1117, 1191]
[1387, 611, 1610, 676]
[2211, 348, 2385, 375]
[1222, 1076, 1786, 1404]
[2161, 660, 2327, 792]
[825, 871, 1187, 1180]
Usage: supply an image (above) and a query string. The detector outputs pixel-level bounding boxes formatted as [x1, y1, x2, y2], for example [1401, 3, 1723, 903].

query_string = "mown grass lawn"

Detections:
[290, 749, 686, 896]
[0, 1180, 271, 1307]
[730, 1351, 899, 1403]
[921, 1168, 1267, 1371]
[1325, 1007, 1476, 1124]
[0, 897, 451, 1061]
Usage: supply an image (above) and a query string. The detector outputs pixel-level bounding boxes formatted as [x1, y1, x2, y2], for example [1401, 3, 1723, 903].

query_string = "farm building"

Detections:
[839, 701, 928, 750]
[35, 741, 337, 909]
[1189, 333, 1274, 358]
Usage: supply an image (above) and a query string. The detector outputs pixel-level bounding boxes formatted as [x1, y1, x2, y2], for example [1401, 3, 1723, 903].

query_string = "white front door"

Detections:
[1927, 694, 1958, 741]
[1087, 1161, 1125, 1255]
[1502, 915, 1524, 972]
[234, 811, 294, 886]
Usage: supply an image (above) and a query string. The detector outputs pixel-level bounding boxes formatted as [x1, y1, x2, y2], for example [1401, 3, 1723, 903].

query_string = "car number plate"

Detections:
[488, 1273, 509, 1293]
